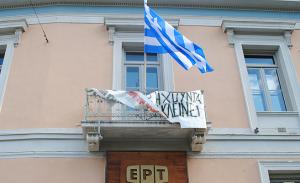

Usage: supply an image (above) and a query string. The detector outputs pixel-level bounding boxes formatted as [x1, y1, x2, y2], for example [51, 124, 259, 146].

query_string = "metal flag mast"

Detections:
[144, 52, 147, 94]
[143, 0, 148, 95]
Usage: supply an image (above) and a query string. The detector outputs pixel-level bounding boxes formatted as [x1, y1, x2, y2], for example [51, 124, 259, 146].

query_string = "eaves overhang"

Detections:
[1, 0, 300, 11]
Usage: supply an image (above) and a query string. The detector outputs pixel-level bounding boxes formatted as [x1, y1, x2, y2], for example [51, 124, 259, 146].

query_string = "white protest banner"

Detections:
[88, 89, 206, 128]
[148, 91, 206, 128]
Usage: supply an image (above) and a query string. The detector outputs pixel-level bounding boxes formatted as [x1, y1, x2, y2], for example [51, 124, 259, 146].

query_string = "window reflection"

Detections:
[245, 56, 286, 112]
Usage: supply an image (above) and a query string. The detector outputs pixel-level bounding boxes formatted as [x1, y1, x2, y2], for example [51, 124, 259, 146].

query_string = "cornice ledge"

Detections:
[3, 1, 300, 11]
[0, 19, 28, 33]
[105, 17, 179, 31]
[105, 17, 179, 43]
[221, 19, 296, 33]
[0, 19, 28, 47]
[221, 19, 296, 47]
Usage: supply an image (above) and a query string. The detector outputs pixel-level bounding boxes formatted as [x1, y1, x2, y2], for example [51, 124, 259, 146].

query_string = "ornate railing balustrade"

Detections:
[84, 89, 166, 122]
[81, 89, 209, 152]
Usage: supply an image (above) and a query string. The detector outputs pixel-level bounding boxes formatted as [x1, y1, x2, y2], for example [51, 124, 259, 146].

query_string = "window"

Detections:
[110, 31, 173, 92]
[269, 172, 300, 183]
[124, 51, 161, 94]
[0, 45, 12, 111]
[259, 161, 300, 183]
[222, 20, 300, 133]
[107, 19, 175, 92]
[0, 53, 4, 74]
[245, 55, 286, 112]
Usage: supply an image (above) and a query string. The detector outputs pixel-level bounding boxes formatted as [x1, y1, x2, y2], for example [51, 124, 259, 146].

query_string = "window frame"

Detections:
[112, 32, 174, 92]
[123, 51, 162, 93]
[259, 161, 300, 183]
[232, 34, 300, 133]
[245, 55, 287, 112]
[0, 19, 27, 112]
[0, 39, 15, 111]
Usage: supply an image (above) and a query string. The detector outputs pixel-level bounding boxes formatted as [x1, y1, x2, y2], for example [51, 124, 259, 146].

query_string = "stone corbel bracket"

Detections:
[190, 128, 207, 152]
[0, 19, 28, 47]
[82, 123, 103, 152]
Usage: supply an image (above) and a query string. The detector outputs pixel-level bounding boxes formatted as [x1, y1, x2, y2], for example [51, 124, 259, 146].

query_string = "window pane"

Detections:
[270, 91, 286, 111]
[126, 52, 157, 62]
[247, 69, 263, 90]
[126, 52, 143, 62]
[146, 67, 158, 90]
[247, 68, 267, 111]
[270, 172, 300, 183]
[245, 56, 274, 65]
[264, 69, 280, 90]
[253, 92, 267, 112]
[126, 67, 139, 89]
[147, 53, 158, 62]
[0, 53, 4, 73]
[264, 69, 286, 111]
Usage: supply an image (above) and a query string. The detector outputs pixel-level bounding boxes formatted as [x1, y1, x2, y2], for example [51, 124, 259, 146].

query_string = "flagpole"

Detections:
[144, 0, 147, 95]
[144, 52, 147, 94]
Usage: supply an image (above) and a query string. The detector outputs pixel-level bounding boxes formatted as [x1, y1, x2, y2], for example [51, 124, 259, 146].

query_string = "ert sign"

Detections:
[126, 165, 168, 183]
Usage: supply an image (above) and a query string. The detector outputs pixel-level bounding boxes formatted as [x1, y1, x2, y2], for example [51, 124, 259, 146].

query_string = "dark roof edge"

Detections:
[1, 1, 300, 12]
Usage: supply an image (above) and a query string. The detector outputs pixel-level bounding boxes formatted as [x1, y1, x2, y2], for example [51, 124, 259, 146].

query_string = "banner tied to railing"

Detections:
[89, 89, 206, 128]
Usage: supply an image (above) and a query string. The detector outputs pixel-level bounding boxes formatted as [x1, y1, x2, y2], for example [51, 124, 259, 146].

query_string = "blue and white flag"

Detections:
[144, 1, 213, 73]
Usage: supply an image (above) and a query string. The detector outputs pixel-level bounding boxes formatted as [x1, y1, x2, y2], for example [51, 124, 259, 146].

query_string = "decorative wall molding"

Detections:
[0, 13, 300, 32]
[105, 17, 179, 44]
[0, 19, 28, 47]
[222, 20, 296, 47]
[222, 20, 295, 33]
[0, 19, 28, 33]
[0, 128, 300, 158]
[2, 0, 300, 11]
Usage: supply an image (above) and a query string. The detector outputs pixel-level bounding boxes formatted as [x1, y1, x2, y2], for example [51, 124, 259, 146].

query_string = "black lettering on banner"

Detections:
[161, 103, 169, 117]
[180, 92, 185, 103]
[181, 102, 188, 117]
[156, 92, 161, 105]
[196, 105, 201, 117]
[172, 102, 179, 117]
[171, 93, 179, 103]
[156, 91, 202, 118]
[195, 93, 201, 103]
[187, 92, 192, 103]
[161, 93, 171, 103]
[168, 103, 174, 117]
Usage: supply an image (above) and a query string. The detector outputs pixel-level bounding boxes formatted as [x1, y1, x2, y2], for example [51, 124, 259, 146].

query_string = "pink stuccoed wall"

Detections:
[0, 23, 299, 129]
[187, 158, 261, 183]
[291, 30, 300, 83]
[0, 158, 105, 183]
[0, 24, 113, 129]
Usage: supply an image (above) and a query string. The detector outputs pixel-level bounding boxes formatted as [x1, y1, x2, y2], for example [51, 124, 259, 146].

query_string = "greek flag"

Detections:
[144, 1, 213, 73]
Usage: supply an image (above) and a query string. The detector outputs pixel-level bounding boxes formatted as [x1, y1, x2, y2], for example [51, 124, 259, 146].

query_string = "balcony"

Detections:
[81, 89, 210, 152]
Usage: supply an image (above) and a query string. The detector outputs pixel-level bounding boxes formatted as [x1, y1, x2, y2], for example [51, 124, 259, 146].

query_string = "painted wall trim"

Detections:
[1, 14, 300, 28]
[0, 128, 300, 158]
[2, 0, 300, 11]
[2, 128, 300, 139]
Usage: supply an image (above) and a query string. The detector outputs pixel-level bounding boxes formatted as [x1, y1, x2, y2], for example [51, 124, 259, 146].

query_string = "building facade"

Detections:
[0, 0, 300, 182]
